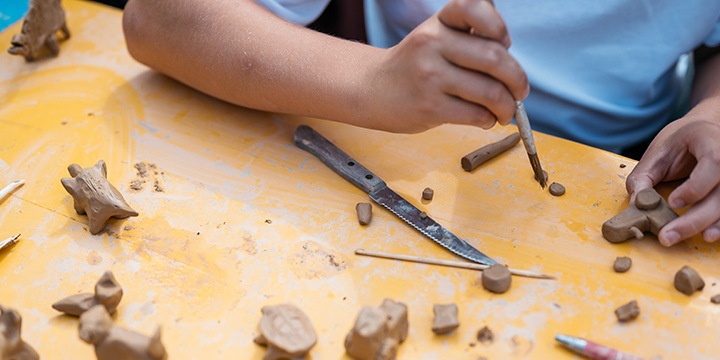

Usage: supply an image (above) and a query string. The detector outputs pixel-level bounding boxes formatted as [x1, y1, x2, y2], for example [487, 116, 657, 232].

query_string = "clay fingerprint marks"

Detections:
[79, 305, 168, 360]
[254, 304, 317, 360]
[7, 0, 70, 61]
[602, 188, 679, 243]
[356, 203, 372, 226]
[53, 271, 123, 316]
[482, 264, 512, 294]
[461, 132, 521, 172]
[345, 299, 408, 360]
[615, 300, 640, 322]
[288, 242, 349, 279]
[431, 303, 459, 335]
[61, 160, 139, 235]
[0, 305, 39, 360]
[128, 162, 165, 193]
[674, 266, 704, 296]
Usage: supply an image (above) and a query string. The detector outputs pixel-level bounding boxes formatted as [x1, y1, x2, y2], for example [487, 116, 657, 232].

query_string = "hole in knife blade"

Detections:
[348, 161, 355, 166]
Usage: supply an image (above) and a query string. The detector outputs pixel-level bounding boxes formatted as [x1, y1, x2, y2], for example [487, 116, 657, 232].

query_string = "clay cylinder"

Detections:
[481, 264, 512, 293]
[431, 304, 459, 334]
[356, 203, 372, 225]
[461, 133, 521, 172]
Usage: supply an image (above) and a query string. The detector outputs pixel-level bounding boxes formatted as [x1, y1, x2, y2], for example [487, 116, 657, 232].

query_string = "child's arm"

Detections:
[123, 0, 528, 133]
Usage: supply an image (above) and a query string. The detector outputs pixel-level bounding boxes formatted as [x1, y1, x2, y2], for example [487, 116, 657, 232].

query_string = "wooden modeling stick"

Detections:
[461, 133, 521, 172]
[355, 249, 555, 280]
[0, 304, 39, 360]
[7, 0, 70, 61]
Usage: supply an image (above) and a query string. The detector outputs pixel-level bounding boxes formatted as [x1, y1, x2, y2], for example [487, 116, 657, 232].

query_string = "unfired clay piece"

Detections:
[0, 305, 39, 360]
[711, 294, 720, 304]
[53, 271, 123, 316]
[476, 326, 494, 345]
[345, 298, 408, 360]
[613, 256, 632, 273]
[8, 0, 69, 61]
[461, 133, 520, 172]
[61, 160, 139, 234]
[482, 264, 512, 293]
[356, 203, 372, 226]
[419, 211, 427, 219]
[254, 304, 317, 360]
[615, 300, 640, 322]
[674, 265, 705, 296]
[79, 305, 167, 360]
[431, 304, 459, 334]
[422, 188, 434, 201]
[602, 188, 679, 243]
[548, 182, 565, 196]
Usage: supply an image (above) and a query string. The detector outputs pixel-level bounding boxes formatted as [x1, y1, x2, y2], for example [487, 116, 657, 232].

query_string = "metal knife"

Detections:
[294, 125, 498, 266]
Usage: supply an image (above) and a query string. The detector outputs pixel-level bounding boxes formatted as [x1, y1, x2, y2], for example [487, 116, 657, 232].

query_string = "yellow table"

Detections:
[0, 2, 718, 359]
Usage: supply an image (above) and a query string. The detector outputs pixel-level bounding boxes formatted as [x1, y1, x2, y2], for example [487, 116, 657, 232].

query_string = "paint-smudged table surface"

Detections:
[0, 1, 718, 359]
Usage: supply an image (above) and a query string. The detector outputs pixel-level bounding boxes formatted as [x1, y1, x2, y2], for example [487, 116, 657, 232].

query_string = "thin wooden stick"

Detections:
[0, 234, 21, 252]
[0, 180, 25, 203]
[355, 249, 555, 280]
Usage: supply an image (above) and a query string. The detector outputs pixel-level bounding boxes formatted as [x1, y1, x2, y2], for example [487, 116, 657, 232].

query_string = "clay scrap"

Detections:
[711, 294, 720, 304]
[8, 0, 70, 61]
[254, 304, 317, 360]
[422, 187, 434, 201]
[482, 264, 512, 293]
[79, 305, 167, 360]
[0, 304, 39, 360]
[356, 203, 372, 226]
[674, 266, 704, 296]
[431, 303, 459, 334]
[615, 300, 640, 322]
[602, 188, 679, 243]
[61, 160, 139, 234]
[461, 132, 520, 172]
[549, 182, 565, 196]
[53, 271, 123, 316]
[476, 326, 494, 345]
[345, 298, 408, 360]
[613, 256, 632, 273]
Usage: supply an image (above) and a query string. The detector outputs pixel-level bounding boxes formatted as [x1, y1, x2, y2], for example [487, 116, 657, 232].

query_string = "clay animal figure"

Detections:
[53, 271, 123, 316]
[61, 160, 139, 235]
[8, 0, 70, 61]
[253, 304, 317, 360]
[0, 305, 39, 360]
[79, 305, 167, 360]
[602, 188, 679, 243]
[345, 299, 408, 360]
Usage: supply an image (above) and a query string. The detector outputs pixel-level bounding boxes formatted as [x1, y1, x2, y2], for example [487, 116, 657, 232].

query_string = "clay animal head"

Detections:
[0, 305, 40, 360]
[254, 304, 317, 360]
[7, 0, 70, 61]
[8, 34, 30, 56]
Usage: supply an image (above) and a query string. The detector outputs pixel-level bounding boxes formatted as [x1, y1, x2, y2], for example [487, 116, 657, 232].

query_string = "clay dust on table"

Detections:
[129, 162, 165, 193]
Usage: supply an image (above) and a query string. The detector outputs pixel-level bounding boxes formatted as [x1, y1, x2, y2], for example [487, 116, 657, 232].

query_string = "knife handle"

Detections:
[294, 125, 386, 193]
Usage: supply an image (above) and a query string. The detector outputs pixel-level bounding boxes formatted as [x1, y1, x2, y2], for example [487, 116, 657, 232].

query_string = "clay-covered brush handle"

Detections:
[294, 125, 387, 193]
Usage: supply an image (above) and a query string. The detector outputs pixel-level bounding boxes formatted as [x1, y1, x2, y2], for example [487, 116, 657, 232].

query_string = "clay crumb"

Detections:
[419, 211, 427, 219]
[482, 264, 512, 294]
[613, 256, 632, 273]
[620, 164, 626, 168]
[674, 265, 705, 296]
[476, 326, 494, 345]
[265, 219, 272, 224]
[422, 188, 434, 201]
[615, 300, 640, 322]
[356, 203, 372, 225]
[431, 303, 459, 334]
[711, 294, 720, 304]
[548, 182, 565, 196]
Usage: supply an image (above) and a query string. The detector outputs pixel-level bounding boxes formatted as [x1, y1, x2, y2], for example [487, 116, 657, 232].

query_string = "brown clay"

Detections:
[79, 305, 167, 360]
[8, 0, 69, 61]
[476, 326, 494, 345]
[482, 264, 512, 293]
[53, 271, 123, 316]
[345, 299, 408, 360]
[615, 300, 640, 322]
[635, 188, 661, 210]
[461, 133, 521, 171]
[674, 266, 705, 296]
[61, 160, 139, 235]
[254, 304, 317, 360]
[419, 211, 427, 219]
[431, 304, 459, 334]
[422, 188, 434, 201]
[711, 294, 720, 304]
[542, 170, 549, 183]
[548, 182, 565, 196]
[356, 203, 372, 226]
[601, 188, 679, 243]
[613, 256, 632, 273]
[0, 305, 39, 360]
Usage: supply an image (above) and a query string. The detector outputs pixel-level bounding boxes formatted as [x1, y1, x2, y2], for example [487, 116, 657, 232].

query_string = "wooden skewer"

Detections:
[0, 180, 25, 203]
[355, 249, 555, 280]
[0, 234, 21, 252]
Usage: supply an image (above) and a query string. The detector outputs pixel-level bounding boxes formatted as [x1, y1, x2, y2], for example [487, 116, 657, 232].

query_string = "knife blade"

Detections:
[294, 125, 498, 266]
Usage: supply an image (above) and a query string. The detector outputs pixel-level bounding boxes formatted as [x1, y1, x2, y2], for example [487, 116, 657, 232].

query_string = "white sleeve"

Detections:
[253, 0, 331, 26]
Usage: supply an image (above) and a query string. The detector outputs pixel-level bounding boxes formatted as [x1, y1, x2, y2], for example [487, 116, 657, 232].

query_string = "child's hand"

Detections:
[362, 0, 529, 133]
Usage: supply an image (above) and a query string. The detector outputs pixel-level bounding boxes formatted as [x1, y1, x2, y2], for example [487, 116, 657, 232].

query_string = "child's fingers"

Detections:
[438, 0, 510, 47]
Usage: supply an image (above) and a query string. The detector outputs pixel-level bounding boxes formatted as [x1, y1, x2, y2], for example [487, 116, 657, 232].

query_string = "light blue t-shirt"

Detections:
[256, 0, 720, 153]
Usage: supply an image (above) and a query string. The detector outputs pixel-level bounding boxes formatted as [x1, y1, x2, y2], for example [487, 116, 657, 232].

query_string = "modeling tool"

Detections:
[555, 334, 646, 360]
[0, 180, 25, 203]
[0, 234, 21, 252]
[515, 101, 547, 188]
[295, 125, 497, 265]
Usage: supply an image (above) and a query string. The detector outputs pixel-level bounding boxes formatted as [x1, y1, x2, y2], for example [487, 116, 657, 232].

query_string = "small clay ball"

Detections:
[481, 264, 512, 294]
[635, 188, 661, 210]
[422, 187, 434, 201]
[711, 294, 720, 304]
[674, 265, 705, 296]
[615, 300, 640, 322]
[548, 182, 565, 196]
[613, 256, 632, 273]
[620, 164, 627, 168]
[419, 211, 427, 219]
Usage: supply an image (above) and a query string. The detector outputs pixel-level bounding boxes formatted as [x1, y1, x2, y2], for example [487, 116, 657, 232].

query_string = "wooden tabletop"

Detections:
[0, 1, 718, 359]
